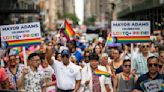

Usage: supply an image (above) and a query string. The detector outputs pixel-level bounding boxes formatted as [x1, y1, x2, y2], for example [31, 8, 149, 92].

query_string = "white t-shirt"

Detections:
[52, 60, 81, 90]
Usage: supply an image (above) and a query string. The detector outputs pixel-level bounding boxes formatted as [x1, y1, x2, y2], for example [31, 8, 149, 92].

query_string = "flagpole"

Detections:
[58, 20, 65, 34]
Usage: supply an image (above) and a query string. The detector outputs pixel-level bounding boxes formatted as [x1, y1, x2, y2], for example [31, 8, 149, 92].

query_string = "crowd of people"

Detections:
[0, 32, 164, 92]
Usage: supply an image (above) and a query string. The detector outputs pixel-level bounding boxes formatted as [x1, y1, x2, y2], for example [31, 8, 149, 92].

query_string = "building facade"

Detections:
[114, 0, 164, 32]
[0, 0, 40, 25]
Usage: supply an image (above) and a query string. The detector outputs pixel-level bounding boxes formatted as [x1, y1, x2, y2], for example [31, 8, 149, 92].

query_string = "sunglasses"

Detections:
[142, 45, 150, 48]
[148, 63, 158, 67]
[158, 65, 163, 69]
[124, 65, 131, 67]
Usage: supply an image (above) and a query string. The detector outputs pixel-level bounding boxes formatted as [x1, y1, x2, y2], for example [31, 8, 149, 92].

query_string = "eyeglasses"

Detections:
[9, 58, 16, 61]
[148, 63, 158, 67]
[142, 45, 150, 48]
[124, 65, 131, 67]
[158, 65, 163, 69]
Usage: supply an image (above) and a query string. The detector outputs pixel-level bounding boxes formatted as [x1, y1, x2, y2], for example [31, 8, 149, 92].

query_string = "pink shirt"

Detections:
[0, 68, 8, 82]
[0, 68, 8, 89]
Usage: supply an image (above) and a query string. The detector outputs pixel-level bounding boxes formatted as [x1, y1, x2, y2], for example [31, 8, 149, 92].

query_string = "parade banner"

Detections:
[111, 21, 150, 43]
[106, 33, 121, 47]
[0, 22, 41, 48]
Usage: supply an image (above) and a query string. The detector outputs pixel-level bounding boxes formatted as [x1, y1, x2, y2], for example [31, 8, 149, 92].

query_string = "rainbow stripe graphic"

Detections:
[6, 38, 41, 47]
[161, 83, 164, 91]
[94, 69, 111, 77]
[62, 20, 75, 41]
[115, 36, 150, 43]
[106, 34, 121, 47]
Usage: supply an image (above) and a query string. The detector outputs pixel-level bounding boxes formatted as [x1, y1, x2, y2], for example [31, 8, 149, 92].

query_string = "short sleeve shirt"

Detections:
[135, 72, 164, 91]
[5, 64, 24, 90]
[52, 60, 81, 90]
[24, 67, 45, 92]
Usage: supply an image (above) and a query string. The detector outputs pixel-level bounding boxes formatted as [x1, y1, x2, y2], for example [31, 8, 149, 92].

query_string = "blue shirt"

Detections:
[135, 72, 164, 91]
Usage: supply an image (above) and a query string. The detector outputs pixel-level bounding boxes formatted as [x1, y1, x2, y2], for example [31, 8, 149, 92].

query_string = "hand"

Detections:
[85, 80, 90, 86]
[131, 69, 136, 76]
[22, 68, 29, 76]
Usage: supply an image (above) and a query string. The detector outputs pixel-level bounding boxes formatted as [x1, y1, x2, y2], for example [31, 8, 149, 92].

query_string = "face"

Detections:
[84, 52, 90, 63]
[9, 55, 17, 66]
[140, 43, 150, 53]
[158, 62, 163, 72]
[95, 45, 101, 54]
[47, 42, 53, 50]
[159, 52, 164, 63]
[148, 58, 159, 74]
[113, 50, 120, 60]
[30, 56, 41, 68]
[109, 48, 115, 59]
[90, 60, 99, 69]
[62, 55, 70, 65]
[123, 61, 131, 73]
[101, 56, 108, 65]
[57, 54, 62, 61]
[41, 58, 48, 67]
[68, 43, 76, 53]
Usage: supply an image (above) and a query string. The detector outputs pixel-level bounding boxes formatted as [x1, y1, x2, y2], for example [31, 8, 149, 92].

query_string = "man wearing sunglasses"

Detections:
[113, 59, 138, 92]
[132, 43, 154, 76]
[133, 56, 164, 92]
[51, 50, 81, 92]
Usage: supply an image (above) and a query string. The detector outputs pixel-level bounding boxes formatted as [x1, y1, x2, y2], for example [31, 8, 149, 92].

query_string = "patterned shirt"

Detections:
[132, 53, 153, 76]
[92, 73, 101, 92]
[5, 64, 24, 90]
[24, 67, 45, 92]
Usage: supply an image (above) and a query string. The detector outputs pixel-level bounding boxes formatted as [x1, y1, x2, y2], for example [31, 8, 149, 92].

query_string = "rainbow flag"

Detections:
[115, 36, 150, 43]
[94, 69, 111, 77]
[161, 83, 164, 90]
[6, 38, 41, 47]
[62, 19, 75, 41]
[106, 34, 121, 47]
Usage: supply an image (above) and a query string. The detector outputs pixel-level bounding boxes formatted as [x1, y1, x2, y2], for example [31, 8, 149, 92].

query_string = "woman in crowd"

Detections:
[110, 48, 123, 75]
[80, 53, 111, 92]
[38, 53, 56, 92]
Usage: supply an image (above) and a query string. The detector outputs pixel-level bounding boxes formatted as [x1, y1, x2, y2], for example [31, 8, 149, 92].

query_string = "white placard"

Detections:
[111, 21, 150, 37]
[0, 22, 41, 41]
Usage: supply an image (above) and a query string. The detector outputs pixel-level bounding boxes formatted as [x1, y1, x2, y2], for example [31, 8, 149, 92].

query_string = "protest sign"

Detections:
[111, 21, 150, 43]
[140, 79, 164, 92]
[0, 22, 42, 66]
[0, 22, 41, 48]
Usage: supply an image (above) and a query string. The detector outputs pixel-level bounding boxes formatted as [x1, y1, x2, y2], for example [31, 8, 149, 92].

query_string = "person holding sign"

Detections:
[133, 56, 164, 92]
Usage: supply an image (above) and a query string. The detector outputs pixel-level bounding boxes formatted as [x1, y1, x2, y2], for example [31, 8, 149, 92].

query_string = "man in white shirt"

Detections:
[50, 50, 81, 92]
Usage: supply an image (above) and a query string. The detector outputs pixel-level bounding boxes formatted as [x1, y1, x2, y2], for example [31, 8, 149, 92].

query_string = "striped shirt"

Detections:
[132, 53, 154, 76]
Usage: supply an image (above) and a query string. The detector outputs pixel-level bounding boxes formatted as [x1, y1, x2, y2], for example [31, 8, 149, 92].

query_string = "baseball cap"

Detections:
[61, 50, 70, 57]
